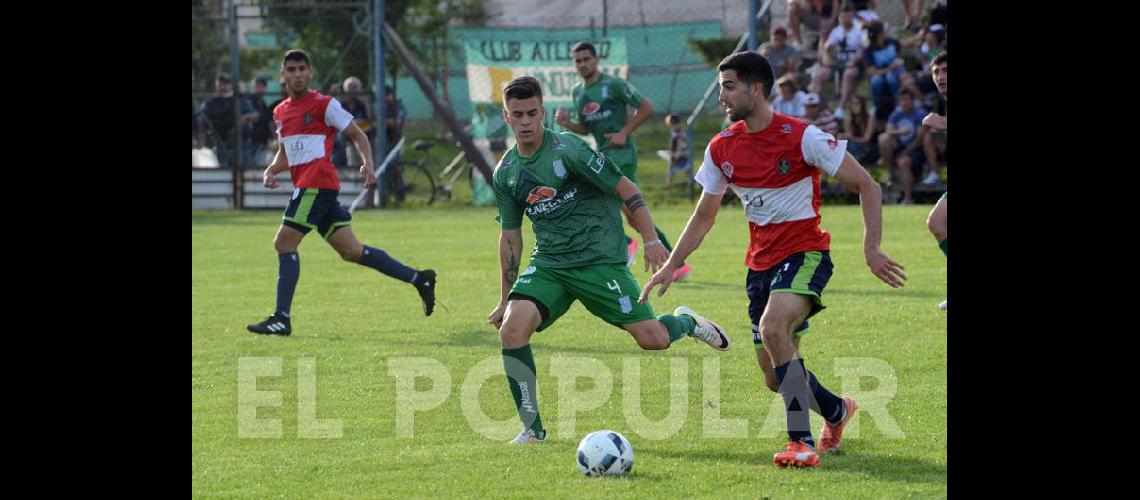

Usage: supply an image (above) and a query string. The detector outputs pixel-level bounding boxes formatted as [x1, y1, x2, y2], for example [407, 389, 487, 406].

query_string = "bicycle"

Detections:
[382, 139, 439, 207]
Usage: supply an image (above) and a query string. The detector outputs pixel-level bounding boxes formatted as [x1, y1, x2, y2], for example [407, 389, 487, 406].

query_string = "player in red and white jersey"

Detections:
[247, 50, 437, 337]
[639, 52, 907, 468]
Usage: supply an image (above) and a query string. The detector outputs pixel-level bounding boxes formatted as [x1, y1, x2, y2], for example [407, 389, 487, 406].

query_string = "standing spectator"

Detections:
[664, 114, 692, 188]
[787, 0, 840, 49]
[383, 86, 406, 155]
[772, 73, 808, 118]
[341, 76, 377, 168]
[248, 76, 273, 166]
[862, 20, 905, 117]
[839, 95, 879, 165]
[811, 5, 864, 119]
[802, 93, 838, 136]
[758, 26, 799, 81]
[197, 73, 258, 169]
[877, 89, 926, 204]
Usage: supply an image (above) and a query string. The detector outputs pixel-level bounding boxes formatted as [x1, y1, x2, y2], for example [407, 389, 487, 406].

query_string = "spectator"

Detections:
[341, 76, 377, 168]
[811, 5, 865, 119]
[772, 73, 808, 118]
[758, 26, 799, 81]
[327, 83, 348, 168]
[839, 95, 879, 165]
[877, 89, 926, 204]
[862, 20, 905, 116]
[197, 73, 257, 168]
[802, 93, 838, 136]
[786, 0, 839, 49]
[920, 52, 947, 187]
[664, 114, 692, 188]
[851, 0, 882, 26]
[383, 85, 407, 153]
[248, 76, 273, 166]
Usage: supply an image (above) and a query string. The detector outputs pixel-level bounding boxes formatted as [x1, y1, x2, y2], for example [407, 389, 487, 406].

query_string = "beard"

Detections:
[728, 103, 750, 122]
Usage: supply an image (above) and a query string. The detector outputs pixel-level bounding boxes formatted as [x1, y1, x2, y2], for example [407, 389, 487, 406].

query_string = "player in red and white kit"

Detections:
[247, 50, 436, 337]
[639, 51, 907, 468]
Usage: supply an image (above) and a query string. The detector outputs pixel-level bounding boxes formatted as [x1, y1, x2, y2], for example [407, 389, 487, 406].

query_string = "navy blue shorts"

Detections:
[747, 250, 834, 348]
[282, 188, 352, 240]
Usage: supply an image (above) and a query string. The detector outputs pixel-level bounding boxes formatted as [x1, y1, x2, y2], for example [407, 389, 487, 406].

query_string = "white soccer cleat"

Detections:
[509, 428, 547, 445]
[939, 300, 947, 310]
[675, 306, 730, 351]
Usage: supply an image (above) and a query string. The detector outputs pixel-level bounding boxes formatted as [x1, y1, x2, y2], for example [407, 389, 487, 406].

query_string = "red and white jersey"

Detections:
[694, 115, 846, 271]
[273, 90, 354, 190]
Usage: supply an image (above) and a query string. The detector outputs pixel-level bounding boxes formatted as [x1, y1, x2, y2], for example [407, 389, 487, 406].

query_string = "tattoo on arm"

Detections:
[625, 193, 647, 213]
[504, 235, 519, 283]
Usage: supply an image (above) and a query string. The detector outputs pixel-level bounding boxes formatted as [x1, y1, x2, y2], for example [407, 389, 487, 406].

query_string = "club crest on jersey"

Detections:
[721, 161, 734, 178]
[601, 86, 609, 99]
[582, 102, 601, 116]
[552, 159, 567, 178]
[304, 113, 314, 124]
[781, 123, 793, 134]
[778, 158, 791, 174]
[719, 129, 734, 137]
[526, 186, 558, 204]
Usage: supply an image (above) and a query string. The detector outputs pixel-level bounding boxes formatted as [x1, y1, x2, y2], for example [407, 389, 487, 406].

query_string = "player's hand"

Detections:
[922, 113, 946, 131]
[263, 168, 279, 189]
[360, 164, 377, 188]
[638, 263, 677, 304]
[554, 108, 570, 127]
[643, 242, 669, 274]
[487, 302, 507, 330]
[866, 249, 907, 288]
[604, 131, 628, 147]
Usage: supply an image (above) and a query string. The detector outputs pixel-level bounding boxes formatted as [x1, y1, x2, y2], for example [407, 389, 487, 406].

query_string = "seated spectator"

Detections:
[921, 52, 947, 187]
[341, 76, 377, 168]
[787, 0, 839, 49]
[772, 73, 808, 118]
[758, 26, 799, 81]
[840, 95, 879, 165]
[862, 20, 905, 115]
[877, 89, 927, 204]
[811, 4, 865, 119]
[851, 0, 882, 26]
[664, 114, 692, 188]
[802, 93, 838, 136]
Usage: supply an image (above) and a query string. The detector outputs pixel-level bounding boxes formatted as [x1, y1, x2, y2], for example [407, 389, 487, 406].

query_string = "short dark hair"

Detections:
[717, 51, 775, 97]
[571, 41, 597, 57]
[255, 76, 268, 86]
[503, 76, 543, 104]
[931, 52, 947, 68]
[282, 49, 310, 67]
[899, 89, 915, 100]
[667, 114, 681, 125]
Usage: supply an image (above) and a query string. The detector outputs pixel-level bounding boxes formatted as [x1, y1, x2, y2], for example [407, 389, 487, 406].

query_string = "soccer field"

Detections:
[192, 204, 947, 497]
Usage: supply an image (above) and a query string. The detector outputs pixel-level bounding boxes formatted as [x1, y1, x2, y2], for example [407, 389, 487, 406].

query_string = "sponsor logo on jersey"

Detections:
[778, 158, 791, 174]
[526, 186, 558, 204]
[582, 102, 601, 116]
[781, 123, 793, 134]
[719, 129, 735, 137]
[827, 139, 839, 150]
[525, 187, 579, 216]
[721, 161, 734, 178]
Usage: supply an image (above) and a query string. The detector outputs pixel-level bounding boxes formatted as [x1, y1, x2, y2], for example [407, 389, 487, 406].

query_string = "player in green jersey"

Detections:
[488, 76, 731, 445]
[555, 41, 693, 283]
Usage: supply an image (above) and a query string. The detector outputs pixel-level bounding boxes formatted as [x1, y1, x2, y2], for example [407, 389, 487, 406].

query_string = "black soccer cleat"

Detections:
[413, 269, 437, 316]
[247, 314, 291, 336]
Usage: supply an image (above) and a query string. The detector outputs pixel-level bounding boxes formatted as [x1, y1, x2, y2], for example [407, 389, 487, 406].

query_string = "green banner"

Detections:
[464, 38, 628, 105]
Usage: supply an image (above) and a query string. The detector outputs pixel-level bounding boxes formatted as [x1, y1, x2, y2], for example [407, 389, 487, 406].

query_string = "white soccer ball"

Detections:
[576, 430, 634, 476]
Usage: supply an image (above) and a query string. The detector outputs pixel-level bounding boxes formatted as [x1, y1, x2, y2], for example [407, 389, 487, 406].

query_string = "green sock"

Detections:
[502, 345, 545, 435]
[655, 226, 674, 252]
[657, 313, 696, 344]
[939, 238, 947, 257]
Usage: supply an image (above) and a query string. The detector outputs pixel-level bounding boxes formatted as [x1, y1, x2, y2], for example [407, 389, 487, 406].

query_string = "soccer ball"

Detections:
[576, 430, 634, 476]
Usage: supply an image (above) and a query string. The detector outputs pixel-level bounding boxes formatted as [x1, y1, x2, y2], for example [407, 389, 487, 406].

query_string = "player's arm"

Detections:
[614, 177, 668, 273]
[262, 142, 289, 188]
[488, 228, 524, 329]
[615, 98, 653, 140]
[832, 153, 907, 288]
[555, 110, 590, 135]
[343, 123, 377, 188]
[638, 191, 721, 304]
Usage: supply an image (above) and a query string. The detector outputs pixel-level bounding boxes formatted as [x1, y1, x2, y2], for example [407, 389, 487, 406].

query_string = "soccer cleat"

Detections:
[921, 171, 942, 186]
[508, 428, 547, 445]
[675, 306, 730, 351]
[413, 269, 437, 316]
[938, 300, 947, 310]
[247, 314, 291, 336]
[671, 262, 693, 282]
[817, 396, 859, 454]
[773, 440, 820, 468]
[626, 238, 639, 268]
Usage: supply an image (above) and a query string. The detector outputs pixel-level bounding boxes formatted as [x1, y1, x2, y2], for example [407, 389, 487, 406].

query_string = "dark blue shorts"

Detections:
[282, 188, 352, 240]
[747, 250, 834, 348]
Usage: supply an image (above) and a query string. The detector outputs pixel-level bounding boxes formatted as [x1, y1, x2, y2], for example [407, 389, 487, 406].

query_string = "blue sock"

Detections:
[360, 245, 416, 283]
[275, 252, 300, 317]
[807, 367, 845, 425]
[775, 359, 815, 447]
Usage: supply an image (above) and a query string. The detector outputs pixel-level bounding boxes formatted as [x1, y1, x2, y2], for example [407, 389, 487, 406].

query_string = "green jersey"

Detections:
[571, 73, 645, 173]
[493, 129, 627, 269]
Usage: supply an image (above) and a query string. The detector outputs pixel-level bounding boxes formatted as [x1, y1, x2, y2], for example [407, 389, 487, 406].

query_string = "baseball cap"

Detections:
[803, 93, 821, 105]
[773, 26, 787, 36]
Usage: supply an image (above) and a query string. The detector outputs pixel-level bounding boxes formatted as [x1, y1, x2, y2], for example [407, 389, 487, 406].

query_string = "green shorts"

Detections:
[509, 262, 656, 332]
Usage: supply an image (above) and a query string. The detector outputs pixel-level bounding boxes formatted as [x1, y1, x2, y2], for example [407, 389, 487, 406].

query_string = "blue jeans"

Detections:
[870, 68, 902, 102]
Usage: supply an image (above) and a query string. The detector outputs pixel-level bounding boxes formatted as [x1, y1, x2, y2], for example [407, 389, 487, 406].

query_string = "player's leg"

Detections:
[247, 189, 318, 336]
[501, 266, 575, 444]
[324, 202, 437, 316]
[929, 192, 947, 309]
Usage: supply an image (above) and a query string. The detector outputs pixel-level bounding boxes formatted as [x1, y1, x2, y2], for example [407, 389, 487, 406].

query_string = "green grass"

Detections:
[193, 204, 946, 497]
